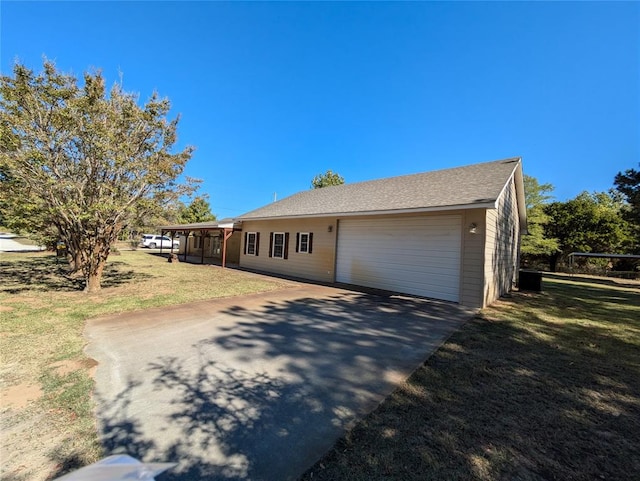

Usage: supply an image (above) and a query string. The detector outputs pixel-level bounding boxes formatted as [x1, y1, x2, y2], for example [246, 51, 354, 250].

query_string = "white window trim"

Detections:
[298, 232, 310, 254]
[246, 232, 257, 256]
[272, 232, 285, 259]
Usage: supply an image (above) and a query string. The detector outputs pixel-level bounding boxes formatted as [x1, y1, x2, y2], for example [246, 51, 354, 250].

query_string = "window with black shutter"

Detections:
[270, 232, 289, 259]
[296, 232, 313, 253]
[245, 232, 258, 256]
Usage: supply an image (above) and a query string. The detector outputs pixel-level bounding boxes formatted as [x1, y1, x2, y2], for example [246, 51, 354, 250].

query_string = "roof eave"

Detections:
[513, 160, 527, 232]
[493, 157, 527, 233]
[238, 202, 498, 222]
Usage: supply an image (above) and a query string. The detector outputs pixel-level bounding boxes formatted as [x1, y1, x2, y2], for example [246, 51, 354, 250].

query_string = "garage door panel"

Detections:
[357, 258, 459, 273]
[369, 251, 461, 264]
[344, 271, 460, 301]
[336, 215, 461, 302]
[349, 268, 459, 286]
[358, 274, 460, 293]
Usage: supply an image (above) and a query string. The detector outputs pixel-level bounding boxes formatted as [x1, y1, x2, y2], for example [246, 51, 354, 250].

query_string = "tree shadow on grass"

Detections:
[525, 275, 640, 328]
[0, 256, 84, 293]
[100, 262, 144, 289]
[546, 272, 640, 290]
[46, 450, 98, 481]
[0, 255, 143, 293]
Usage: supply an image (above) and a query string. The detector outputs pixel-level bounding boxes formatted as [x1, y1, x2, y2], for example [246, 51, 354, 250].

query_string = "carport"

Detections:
[160, 219, 242, 267]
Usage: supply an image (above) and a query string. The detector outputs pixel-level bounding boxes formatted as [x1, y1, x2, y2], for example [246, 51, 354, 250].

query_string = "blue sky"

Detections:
[1, 1, 638, 218]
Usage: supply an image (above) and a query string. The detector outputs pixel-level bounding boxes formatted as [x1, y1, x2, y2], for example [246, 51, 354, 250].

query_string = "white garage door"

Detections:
[336, 215, 462, 302]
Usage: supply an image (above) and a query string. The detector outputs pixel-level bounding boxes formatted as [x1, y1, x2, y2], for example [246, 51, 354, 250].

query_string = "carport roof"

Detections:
[160, 218, 240, 232]
[239, 157, 525, 220]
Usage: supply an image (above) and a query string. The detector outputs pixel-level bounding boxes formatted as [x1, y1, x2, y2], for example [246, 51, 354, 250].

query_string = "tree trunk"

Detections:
[83, 240, 110, 293]
[84, 264, 104, 293]
[68, 250, 83, 274]
[63, 234, 84, 277]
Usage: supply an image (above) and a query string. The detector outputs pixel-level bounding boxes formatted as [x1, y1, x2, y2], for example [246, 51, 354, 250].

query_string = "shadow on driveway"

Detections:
[86, 287, 475, 480]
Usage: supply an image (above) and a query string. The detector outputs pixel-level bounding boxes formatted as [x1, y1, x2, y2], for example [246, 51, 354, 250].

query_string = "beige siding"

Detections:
[181, 233, 207, 256]
[239, 218, 338, 283]
[484, 208, 499, 304]
[224, 232, 241, 264]
[483, 177, 520, 306]
[177, 234, 186, 254]
[460, 209, 487, 308]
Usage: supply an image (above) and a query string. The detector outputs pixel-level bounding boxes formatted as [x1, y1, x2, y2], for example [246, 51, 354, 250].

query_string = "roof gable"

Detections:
[239, 157, 524, 220]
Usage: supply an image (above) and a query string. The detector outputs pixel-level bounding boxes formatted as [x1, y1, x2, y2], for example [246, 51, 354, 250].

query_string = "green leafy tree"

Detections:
[0, 61, 194, 292]
[614, 164, 640, 251]
[119, 200, 183, 242]
[311, 169, 345, 189]
[178, 195, 216, 224]
[544, 192, 633, 271]
[121, 176, 203, 239]
[520, 175, 559, 258]
[0, 164, 56, 246]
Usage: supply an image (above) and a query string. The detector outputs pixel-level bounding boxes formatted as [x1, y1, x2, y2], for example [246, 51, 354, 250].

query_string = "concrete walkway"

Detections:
[85, 284, 475, 481]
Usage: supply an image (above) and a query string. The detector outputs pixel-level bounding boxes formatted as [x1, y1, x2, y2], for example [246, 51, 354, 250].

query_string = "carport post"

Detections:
[169, 231, 175, 254]
[183, 230, 191, 262]
[200, 230, 207, 265]
[222, 228, 233, 268]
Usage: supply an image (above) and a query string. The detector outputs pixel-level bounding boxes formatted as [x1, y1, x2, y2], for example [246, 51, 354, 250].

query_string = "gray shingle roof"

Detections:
[239, 157, 522, 220]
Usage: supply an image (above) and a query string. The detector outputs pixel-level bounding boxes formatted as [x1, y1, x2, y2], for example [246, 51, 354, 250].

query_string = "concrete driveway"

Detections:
[85, 283, 475, 480]
[0, 232, 45, 252]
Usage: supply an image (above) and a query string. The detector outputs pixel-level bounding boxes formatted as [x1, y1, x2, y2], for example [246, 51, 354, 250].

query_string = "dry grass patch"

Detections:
[0, 250, 293, 481]
[301, 274, 640, 481]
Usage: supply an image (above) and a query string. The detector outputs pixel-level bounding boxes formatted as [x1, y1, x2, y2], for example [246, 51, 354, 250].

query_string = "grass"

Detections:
[301, 274, 640, 481]
[0, 250, 293, 481]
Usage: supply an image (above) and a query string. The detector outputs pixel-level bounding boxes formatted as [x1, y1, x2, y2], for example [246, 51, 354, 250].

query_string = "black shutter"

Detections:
[308, 233, 313, 254]
[295, 233, 300, 253]
[269, 232, 273, 257]
[256, 232, 260, 256]
[244, 232, 248, 255]
[284, 233, 289, 259]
